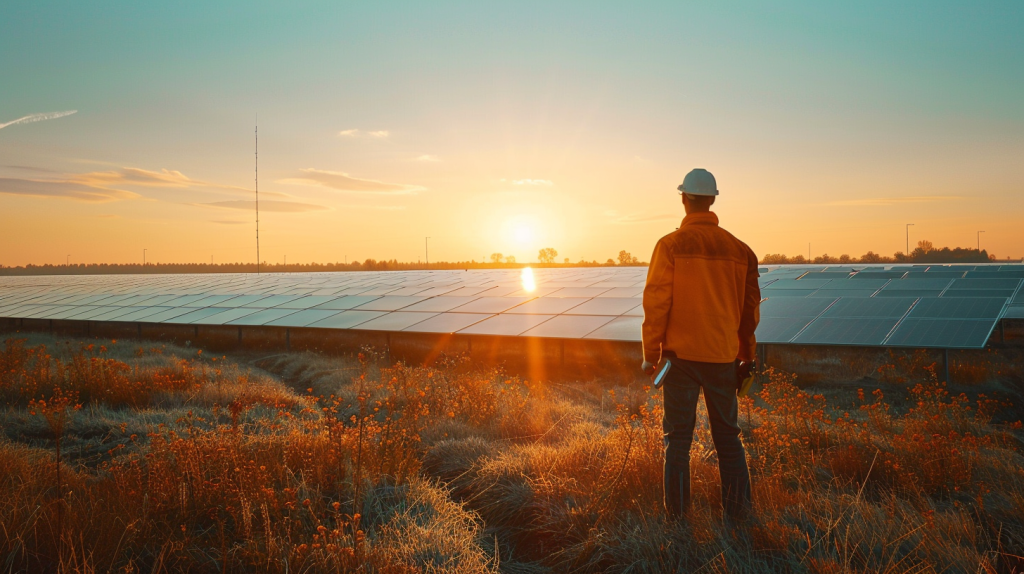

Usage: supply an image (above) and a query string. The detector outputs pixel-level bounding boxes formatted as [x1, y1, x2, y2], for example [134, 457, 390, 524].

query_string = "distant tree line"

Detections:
[0, 249, 650, 276]
[760, 240, 1010, 265]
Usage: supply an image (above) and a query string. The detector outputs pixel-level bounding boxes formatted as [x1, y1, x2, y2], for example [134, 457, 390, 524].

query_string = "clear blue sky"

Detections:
[2, 1, 1022, 265]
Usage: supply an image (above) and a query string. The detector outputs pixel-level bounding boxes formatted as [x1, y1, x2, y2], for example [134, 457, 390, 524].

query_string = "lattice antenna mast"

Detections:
[255, 116, 260, 275]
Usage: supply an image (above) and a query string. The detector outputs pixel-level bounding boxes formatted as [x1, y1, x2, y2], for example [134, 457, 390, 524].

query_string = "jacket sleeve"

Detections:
[737, 249, 760, 362]
[642, 239, 674, 364]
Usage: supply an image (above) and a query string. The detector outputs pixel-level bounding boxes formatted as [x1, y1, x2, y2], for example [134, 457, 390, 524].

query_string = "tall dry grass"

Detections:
[1, 333, 1022, 573]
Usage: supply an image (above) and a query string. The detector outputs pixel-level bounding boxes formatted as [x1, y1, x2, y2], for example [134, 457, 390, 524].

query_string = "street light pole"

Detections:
[906, 224, 914, 256]
[978, 231, 985, 252]
[425, 237, 430, 266]
[66, 255, 69, 267]
[143, 249, 147, 266]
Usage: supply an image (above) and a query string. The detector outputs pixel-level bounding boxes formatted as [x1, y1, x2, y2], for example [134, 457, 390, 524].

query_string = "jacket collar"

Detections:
[681, 211, 719, 227]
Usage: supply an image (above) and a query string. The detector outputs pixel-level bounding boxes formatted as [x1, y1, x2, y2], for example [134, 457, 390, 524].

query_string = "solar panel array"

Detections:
[1, 263, 1021, 349]
[758, 264, 1023, 348]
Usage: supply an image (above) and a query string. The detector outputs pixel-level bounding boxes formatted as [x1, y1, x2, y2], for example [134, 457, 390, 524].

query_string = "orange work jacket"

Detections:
[642, 211, 760, 364]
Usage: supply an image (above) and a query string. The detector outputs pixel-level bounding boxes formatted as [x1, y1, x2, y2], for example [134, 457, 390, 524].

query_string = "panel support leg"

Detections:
[943, 348, 950, 384]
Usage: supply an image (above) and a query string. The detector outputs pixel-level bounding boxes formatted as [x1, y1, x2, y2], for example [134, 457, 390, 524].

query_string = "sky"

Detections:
[1, 0, 1022, 266]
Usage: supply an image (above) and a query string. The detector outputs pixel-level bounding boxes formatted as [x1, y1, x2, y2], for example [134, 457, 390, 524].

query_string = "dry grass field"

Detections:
[2, 332, 1023, 573]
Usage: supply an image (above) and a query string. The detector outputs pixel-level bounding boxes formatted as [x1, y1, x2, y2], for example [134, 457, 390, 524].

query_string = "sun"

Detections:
[513, 225, 533, 244]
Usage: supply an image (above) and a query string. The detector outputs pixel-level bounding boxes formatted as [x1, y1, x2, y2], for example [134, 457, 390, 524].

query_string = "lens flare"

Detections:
[521, 266, 536, 292]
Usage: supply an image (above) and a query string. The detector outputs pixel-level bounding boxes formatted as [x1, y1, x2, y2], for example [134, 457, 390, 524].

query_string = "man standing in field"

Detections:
[641, 168, 760, 523]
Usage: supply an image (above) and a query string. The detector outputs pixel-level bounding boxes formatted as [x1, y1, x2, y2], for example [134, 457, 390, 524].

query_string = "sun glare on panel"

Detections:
[521, 266, 536, 292]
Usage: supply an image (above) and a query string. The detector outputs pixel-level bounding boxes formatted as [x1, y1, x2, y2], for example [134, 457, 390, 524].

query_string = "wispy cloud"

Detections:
[414, 154, 440, 162]
[279, 168, 423, 194]
[502, 178, 553, 186]
[0, 165, 291, 204]
[211, 219, 247, 225]
[202, 200, 329, 212]
[0, 177, 138, 202]
[72, 167, 285, 196]
[0, 110, 77, 130]
[1, 165, 62, 174]
[826, 196, 965, 207]
[338, 129, 389, 138]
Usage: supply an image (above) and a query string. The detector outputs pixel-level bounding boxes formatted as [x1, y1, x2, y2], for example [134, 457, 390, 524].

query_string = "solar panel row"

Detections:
[2, 264, 1020, 349]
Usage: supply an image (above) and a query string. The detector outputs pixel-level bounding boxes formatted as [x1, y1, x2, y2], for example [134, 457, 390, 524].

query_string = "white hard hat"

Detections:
[677, 168, 719, 196]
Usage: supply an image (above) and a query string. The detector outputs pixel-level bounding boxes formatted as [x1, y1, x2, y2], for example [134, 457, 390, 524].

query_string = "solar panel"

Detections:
[851, 271, 906, 279]
[402, 312, 493, 333]
[821, 297, 916, 318]
[457, 313, 555, 336]
[274, 296, 340, 309]
[755, 316, 816, 343]
[595, 286, 643, 298]
[803, 272, 853, 279]
[818, 278, 889, 290]
[760, 297, 836, 317]
[547, 287, 613, 298]
[948, 278, 1022, 290]
[1001, 306, 1024, 319]
[808, 289, 876, 298]
[246, 295, 302, 307]
[966, 270, 1024, 279]
[226, 308, 303, 326]
[133, 295, 180, 306]
[884, 319, 995, 348]
[187, 295, 237, 307]
[344, 311, 437, 331]
[874, 289, 942, 298]
[70, 306, 127, 320]
[906, 271, 966, 278]
[449, 296, 534, 314]
[137, 307, 196, 323]
[521, 315, 615, 338]
[881, 278, 952, 291]
[87, 307, 148, 321]
[563, 297, 642, 316]
[908, 297, 1006, 319]
[506, 297, 588, 314]
[764, 279, 831, 290]
[760, 290, 812, 297]
[192, 307, 261, 325]
[1013, 289, 1024, 305]
[941, 290, 1015, 298]
[161, 295, 209, 307]
[583, 316, 643, 341]
[307, 310, 385, 329]
[164, 307, 233, 324]
[49, 306, 102, 319]
[352, 296, 427, 312]
[793, 317, 900, 346]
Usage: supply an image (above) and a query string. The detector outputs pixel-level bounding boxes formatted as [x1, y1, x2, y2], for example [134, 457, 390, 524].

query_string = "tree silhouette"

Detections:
[617, 250, 640, 265]
[489, 253, 504, 263]
[537, 248, 558, 264]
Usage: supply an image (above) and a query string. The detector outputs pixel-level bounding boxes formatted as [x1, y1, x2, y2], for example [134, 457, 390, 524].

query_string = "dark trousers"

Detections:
[662, 358, 752, 520]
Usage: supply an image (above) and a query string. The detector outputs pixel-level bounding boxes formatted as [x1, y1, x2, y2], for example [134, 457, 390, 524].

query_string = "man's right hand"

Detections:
[641, 361, 656, 376]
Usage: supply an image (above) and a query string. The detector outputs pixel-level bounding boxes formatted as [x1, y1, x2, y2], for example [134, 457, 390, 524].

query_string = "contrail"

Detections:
[0, 110, 78, 130]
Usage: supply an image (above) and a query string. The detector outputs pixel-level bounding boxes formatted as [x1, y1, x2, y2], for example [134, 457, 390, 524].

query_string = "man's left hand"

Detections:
[641, 361, 656, 376]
